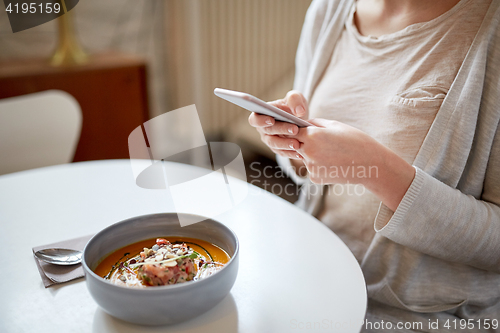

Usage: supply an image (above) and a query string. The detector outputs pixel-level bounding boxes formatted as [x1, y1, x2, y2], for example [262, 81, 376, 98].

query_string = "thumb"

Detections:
[284, 90, 308, 118]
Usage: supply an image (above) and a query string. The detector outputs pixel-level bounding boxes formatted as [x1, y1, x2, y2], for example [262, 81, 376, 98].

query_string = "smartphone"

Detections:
[214, 88, 313, 127]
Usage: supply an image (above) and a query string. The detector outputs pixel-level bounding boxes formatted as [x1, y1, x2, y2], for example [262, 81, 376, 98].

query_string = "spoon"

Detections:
[34, 248, 82, 265]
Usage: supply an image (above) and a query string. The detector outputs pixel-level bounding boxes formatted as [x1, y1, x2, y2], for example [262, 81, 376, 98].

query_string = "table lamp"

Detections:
[50, 0, 88, 66]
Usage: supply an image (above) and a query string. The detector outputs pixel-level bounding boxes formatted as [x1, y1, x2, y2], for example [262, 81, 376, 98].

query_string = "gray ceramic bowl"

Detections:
[82, 213, 239, 326]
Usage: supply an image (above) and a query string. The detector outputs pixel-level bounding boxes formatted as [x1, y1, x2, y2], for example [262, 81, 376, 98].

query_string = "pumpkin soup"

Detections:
[94, 237, 230, 287]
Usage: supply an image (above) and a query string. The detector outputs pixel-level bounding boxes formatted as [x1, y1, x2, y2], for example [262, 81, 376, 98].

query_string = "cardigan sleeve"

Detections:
[374, 123, 500, 273]
[374, 9, 500, 273]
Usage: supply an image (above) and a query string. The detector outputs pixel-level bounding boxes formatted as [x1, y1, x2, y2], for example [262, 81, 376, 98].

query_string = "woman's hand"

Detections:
[248, 91, 308, 161]
[295, 118, 415, 211]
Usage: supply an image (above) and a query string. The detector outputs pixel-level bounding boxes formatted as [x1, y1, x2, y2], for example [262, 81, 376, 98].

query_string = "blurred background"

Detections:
[0, 0, 312, 202]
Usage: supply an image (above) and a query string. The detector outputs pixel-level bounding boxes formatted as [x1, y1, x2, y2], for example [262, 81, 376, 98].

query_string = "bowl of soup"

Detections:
[82, 213, 239, 326]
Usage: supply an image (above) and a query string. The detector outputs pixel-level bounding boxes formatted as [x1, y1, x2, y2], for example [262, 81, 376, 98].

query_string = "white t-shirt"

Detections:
[307, 0, 491, 261]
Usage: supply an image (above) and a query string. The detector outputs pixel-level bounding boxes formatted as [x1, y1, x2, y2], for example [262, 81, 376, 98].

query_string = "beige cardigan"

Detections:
[286, 0, 500, 327]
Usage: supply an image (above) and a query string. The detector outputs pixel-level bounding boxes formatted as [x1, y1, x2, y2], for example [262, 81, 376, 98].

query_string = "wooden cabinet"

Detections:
[0, 53, 150, 162]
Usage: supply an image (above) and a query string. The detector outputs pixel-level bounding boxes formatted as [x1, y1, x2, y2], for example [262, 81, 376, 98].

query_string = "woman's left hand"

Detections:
[294, 118, 416, 211]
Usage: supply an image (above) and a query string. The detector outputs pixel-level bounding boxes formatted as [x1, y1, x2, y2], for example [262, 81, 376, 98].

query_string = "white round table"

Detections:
[0, 160, 366, 332]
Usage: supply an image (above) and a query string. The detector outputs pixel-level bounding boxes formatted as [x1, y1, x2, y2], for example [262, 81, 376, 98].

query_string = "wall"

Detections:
[163, 0, 311, 143]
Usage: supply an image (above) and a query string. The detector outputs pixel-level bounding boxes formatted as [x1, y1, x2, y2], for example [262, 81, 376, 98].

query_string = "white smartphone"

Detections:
[214, 88, 313, 127]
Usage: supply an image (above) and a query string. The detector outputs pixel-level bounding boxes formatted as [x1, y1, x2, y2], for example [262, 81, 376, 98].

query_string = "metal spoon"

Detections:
[34, 248, 82, 265]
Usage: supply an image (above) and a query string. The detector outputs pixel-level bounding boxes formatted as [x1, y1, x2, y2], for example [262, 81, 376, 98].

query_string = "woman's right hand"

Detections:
[248, 90, 309, 160]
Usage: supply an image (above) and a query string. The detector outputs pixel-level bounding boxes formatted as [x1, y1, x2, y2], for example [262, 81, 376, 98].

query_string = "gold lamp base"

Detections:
[50, 4, 88, 67]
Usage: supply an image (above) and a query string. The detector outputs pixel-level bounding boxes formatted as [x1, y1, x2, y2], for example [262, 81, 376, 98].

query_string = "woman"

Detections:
[250, 0, 499, 331]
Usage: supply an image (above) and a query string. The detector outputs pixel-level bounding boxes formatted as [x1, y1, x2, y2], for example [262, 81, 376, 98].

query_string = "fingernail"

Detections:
[288, 127, 294, 134]
[266, 119, 273, 125]
[296, 106, 305, 116]
[289, 143, 295, 149]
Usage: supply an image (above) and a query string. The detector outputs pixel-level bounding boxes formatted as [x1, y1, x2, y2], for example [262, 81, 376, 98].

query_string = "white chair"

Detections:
[0, 90, 82, 175]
